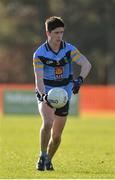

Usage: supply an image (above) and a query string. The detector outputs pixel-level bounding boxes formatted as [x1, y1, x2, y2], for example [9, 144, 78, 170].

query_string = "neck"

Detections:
[48, 40, 61, 52]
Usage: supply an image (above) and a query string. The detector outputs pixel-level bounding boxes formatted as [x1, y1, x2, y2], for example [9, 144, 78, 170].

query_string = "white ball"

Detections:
[47, 87, 68, 108]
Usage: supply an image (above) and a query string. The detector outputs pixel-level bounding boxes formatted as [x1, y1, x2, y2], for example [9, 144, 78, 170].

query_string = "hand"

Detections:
[42, 94, 53, 108]
[72, 76, 83, 94]
[35, 90, 53, 108]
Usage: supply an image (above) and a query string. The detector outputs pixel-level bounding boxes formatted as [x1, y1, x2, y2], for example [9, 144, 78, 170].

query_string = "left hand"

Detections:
[72, 76, 83, 94]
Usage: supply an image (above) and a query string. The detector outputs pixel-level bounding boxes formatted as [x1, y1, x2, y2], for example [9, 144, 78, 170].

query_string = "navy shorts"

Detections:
[36, 88, 70, 117]
[55, 101, 69, 117]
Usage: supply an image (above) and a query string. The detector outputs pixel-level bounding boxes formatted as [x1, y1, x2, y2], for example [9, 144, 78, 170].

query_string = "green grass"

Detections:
[0, 114, 115, 179]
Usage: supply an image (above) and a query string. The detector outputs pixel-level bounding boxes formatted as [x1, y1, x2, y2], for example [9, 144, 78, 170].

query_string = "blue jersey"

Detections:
[33, 41, 83, 99]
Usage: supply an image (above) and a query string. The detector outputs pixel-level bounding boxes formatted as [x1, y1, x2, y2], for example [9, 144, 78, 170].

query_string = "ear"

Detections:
[46, 31, 51, 37]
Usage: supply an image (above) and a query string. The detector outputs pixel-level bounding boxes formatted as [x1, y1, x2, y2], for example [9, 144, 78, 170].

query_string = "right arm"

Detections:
[33, 56, 45, 96]
[34, 69, 45, 96]
[33, 57, 52, 107]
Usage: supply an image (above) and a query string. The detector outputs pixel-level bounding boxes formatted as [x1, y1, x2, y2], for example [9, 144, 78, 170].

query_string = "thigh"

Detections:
[38, 101, 55, 123]
[52, 115, 67, 136]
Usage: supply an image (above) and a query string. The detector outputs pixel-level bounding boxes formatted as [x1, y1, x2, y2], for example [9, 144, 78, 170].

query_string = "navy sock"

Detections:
[45, 154, 51, 163]
[40, 151, 47, 157]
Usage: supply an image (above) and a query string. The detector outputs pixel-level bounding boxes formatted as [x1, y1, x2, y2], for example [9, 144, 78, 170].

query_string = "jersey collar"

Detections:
[45, 41, 66, 54]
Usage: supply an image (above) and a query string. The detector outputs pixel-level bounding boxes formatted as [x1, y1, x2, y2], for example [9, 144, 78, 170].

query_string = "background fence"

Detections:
[0, 84, 115, 114]
[80, 85, 115, 113]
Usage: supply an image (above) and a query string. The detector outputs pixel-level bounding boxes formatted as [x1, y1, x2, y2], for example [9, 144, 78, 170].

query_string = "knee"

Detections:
[42, 121, 52, 132]
[52, 134, 61, 145]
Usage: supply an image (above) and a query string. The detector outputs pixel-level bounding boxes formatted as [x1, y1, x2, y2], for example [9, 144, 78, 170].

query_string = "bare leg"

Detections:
[47, 115, 67, 159]
[36, 103, 67, 171]
[40, 124, 51, 152]
[38, 102, 54, 152]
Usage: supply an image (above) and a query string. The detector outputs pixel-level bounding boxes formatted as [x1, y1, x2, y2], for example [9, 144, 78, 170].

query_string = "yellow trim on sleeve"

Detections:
[33, 64, 43, 68]
[72, 54, 81, 62]
[71, 49, 79, 56]
[33, 58, 41, 63]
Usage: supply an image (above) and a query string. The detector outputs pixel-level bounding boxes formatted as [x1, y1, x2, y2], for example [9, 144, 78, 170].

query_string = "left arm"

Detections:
[71, 49, 91, 94]
[75, 55, 92, 79]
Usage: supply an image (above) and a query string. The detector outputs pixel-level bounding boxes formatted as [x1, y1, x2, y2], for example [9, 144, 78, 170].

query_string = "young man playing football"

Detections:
[33, 16, 91, 171]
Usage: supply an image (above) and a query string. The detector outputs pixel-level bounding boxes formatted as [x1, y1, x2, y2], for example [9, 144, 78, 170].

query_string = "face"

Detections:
[46, 27, 64, 44]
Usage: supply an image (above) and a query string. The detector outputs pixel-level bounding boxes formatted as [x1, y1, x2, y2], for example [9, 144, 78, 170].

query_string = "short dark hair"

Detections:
[45, 16, 64, 32]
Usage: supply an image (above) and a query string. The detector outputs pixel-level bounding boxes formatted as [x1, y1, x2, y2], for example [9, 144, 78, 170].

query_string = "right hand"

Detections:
[42, 94, 53, 108]
[36, 90, 53, 108]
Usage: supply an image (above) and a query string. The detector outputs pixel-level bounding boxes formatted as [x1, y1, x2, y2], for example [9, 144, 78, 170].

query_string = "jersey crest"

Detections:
[55, 66, 63, 79]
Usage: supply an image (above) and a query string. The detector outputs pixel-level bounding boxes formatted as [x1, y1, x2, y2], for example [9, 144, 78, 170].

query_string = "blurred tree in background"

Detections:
[0, 0, 115, 84]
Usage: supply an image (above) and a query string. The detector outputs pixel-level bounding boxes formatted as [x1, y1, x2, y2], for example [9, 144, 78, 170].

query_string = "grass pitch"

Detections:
[0, 113, 115, 179]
